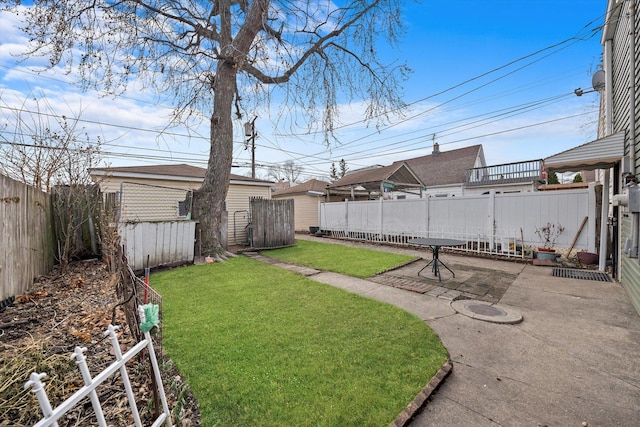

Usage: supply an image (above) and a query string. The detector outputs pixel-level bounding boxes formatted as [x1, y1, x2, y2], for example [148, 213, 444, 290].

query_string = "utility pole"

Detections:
[244, 117, 257, 178]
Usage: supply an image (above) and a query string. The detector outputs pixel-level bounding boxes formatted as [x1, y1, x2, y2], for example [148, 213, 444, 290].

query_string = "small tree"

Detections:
[329, 162, 339, 181]
[573, 173, 583, 183]
[51, 135, 102, 269]
[339, 159, 348, 178]
[535, 222, 565, 249]
[547, 171, 560, 184]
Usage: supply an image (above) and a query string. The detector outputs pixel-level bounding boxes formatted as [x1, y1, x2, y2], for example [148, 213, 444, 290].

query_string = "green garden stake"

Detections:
[139, 303, 159, 333]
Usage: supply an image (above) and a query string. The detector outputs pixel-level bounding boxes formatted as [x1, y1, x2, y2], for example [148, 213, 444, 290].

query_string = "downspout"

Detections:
[629, 1, 639, 258]
[605, 39, 613, 135]
[630, 2, 637, 176]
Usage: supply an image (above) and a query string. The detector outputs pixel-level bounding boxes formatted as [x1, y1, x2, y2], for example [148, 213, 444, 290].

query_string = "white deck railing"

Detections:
[328, 228, 527, 258]
[24, 305, 172, 427]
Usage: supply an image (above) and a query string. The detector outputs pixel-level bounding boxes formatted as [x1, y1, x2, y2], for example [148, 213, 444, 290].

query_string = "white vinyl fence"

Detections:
[320, 185, 599, 256]
[24, 306, 172, 427]
[119, 221, 196, 270]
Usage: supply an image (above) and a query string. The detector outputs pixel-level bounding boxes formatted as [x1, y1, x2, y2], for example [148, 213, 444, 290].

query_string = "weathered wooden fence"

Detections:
[320, 184, 600, 255]
[249, 197, 295, 248]
[24, 305, 172, 427]
[119, 220, 197, 271]
[0, 174, 55, 302]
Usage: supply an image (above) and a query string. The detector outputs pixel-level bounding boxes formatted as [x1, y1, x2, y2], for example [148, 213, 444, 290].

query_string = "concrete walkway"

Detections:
[278, 235, 640, 426]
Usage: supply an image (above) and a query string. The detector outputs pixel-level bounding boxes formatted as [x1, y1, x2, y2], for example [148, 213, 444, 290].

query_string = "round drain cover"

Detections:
[464, 302, 507, 317]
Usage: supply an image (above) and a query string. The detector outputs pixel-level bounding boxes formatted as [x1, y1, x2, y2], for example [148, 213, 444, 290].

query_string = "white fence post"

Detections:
[488, 190, 496, 251]
[379, 198, 384, 240]
[344, 200, 349, 236]
[24, 373, 58, 427]
[425, 196, 430, 238]
[105, 324, 144, 427]
[588, 182, 598, 251]
[71, 347, 108, 427]
[24, 305, 173, 427]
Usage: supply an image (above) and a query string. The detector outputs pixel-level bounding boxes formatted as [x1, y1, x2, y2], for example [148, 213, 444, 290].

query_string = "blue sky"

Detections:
[0, 0, 606, 181]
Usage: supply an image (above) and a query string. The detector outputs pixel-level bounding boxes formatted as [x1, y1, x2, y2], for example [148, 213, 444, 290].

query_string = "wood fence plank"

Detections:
[249, 198, 295, 249]
[1, 174, 54, 301]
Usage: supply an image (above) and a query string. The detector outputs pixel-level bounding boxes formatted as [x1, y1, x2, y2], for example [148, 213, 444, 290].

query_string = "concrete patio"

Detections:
[289, 234, 640, 426]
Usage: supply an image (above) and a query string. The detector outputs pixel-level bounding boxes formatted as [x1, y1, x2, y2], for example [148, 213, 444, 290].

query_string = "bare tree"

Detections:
[282, 160, 304, 183]
[0, 96, 102, 269]
[9, 0, 411, 257]
[267, 160, 303, 183]
[266, 165, 283, 182]
[0, 97, 79, 192]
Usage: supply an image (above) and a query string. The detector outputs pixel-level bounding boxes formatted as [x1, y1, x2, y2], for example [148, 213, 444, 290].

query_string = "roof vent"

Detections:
[432, 143, 440, 156]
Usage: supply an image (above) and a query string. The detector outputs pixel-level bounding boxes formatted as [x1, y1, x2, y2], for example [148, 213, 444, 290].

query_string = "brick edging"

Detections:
[390, 360, 453, 427]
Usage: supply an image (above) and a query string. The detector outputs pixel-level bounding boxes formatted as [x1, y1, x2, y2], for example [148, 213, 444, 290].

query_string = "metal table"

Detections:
[408, 238, 465, 281]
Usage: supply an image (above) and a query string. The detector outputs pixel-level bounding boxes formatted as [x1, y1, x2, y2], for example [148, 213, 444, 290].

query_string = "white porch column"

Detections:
[599, 173, 610, 271]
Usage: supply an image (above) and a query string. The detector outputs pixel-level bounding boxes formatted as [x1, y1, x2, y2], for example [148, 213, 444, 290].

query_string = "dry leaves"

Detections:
[0, 259, 200, 426]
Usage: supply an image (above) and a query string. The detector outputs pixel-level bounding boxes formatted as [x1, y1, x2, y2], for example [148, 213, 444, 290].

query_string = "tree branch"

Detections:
[241, 0, 384, 84]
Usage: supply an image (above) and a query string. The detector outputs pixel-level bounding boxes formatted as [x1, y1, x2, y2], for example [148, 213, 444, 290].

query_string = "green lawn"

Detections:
[152, 257, 448, 426]
[261, 239, 417, 278]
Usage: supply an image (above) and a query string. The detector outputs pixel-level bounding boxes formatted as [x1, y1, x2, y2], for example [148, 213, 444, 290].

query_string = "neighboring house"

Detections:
[89, 164, 273, 245]
[398, 144, 544, 196]
[272, 179, 329, 232]
[544, 0, 640, 315]
[325, 144, 541, 201]
[326, 162, 424, 200]
[396, 143, 486, 197]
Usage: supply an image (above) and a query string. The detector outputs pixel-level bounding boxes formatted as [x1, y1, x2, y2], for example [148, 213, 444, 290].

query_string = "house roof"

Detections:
[272, 179, 329, 197]
[89, 164, 273, 185]
[544, 132, 625, 172]
[326, 162, 424, 192]
[395, 144, 484, 187]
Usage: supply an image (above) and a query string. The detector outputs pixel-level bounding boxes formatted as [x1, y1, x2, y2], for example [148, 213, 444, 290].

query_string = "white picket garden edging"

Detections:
[24, 305, 172, 427]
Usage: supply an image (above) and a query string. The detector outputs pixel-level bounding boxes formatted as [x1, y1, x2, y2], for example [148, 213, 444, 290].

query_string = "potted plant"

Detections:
[534, 222, 565, 261]
[577, 250, 598, 265]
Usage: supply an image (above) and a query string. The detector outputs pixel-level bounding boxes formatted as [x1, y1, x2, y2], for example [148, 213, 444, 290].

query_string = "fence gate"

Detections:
[249, 197, 294, 248]
[24, 305, 172, 427]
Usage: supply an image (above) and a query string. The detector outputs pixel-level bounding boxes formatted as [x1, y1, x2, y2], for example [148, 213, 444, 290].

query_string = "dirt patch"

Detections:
[0, 259, 200, 426]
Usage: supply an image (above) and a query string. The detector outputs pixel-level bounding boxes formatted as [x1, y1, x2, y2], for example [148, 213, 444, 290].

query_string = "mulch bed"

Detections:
[0, 259, 200, 426]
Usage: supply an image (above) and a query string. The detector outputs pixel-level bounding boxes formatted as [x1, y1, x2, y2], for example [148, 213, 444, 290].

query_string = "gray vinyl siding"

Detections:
[620, 215, 640, 314]
[609, 1, 640, 315]
[611, 10, 631, 136]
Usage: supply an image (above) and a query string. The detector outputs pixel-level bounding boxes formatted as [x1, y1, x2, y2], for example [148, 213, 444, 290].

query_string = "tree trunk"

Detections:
[192, 1, 269, 257]
[192, 60, 236, 257]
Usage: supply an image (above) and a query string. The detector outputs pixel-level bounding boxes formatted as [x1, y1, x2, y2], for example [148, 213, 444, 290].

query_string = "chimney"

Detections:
[432, 143, 440, 156]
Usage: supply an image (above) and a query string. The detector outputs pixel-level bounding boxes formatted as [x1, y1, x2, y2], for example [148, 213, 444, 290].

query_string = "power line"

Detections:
[0, 8, 604, 178]
[279, 91, 584, 166]
[274, 12, 604, 138]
